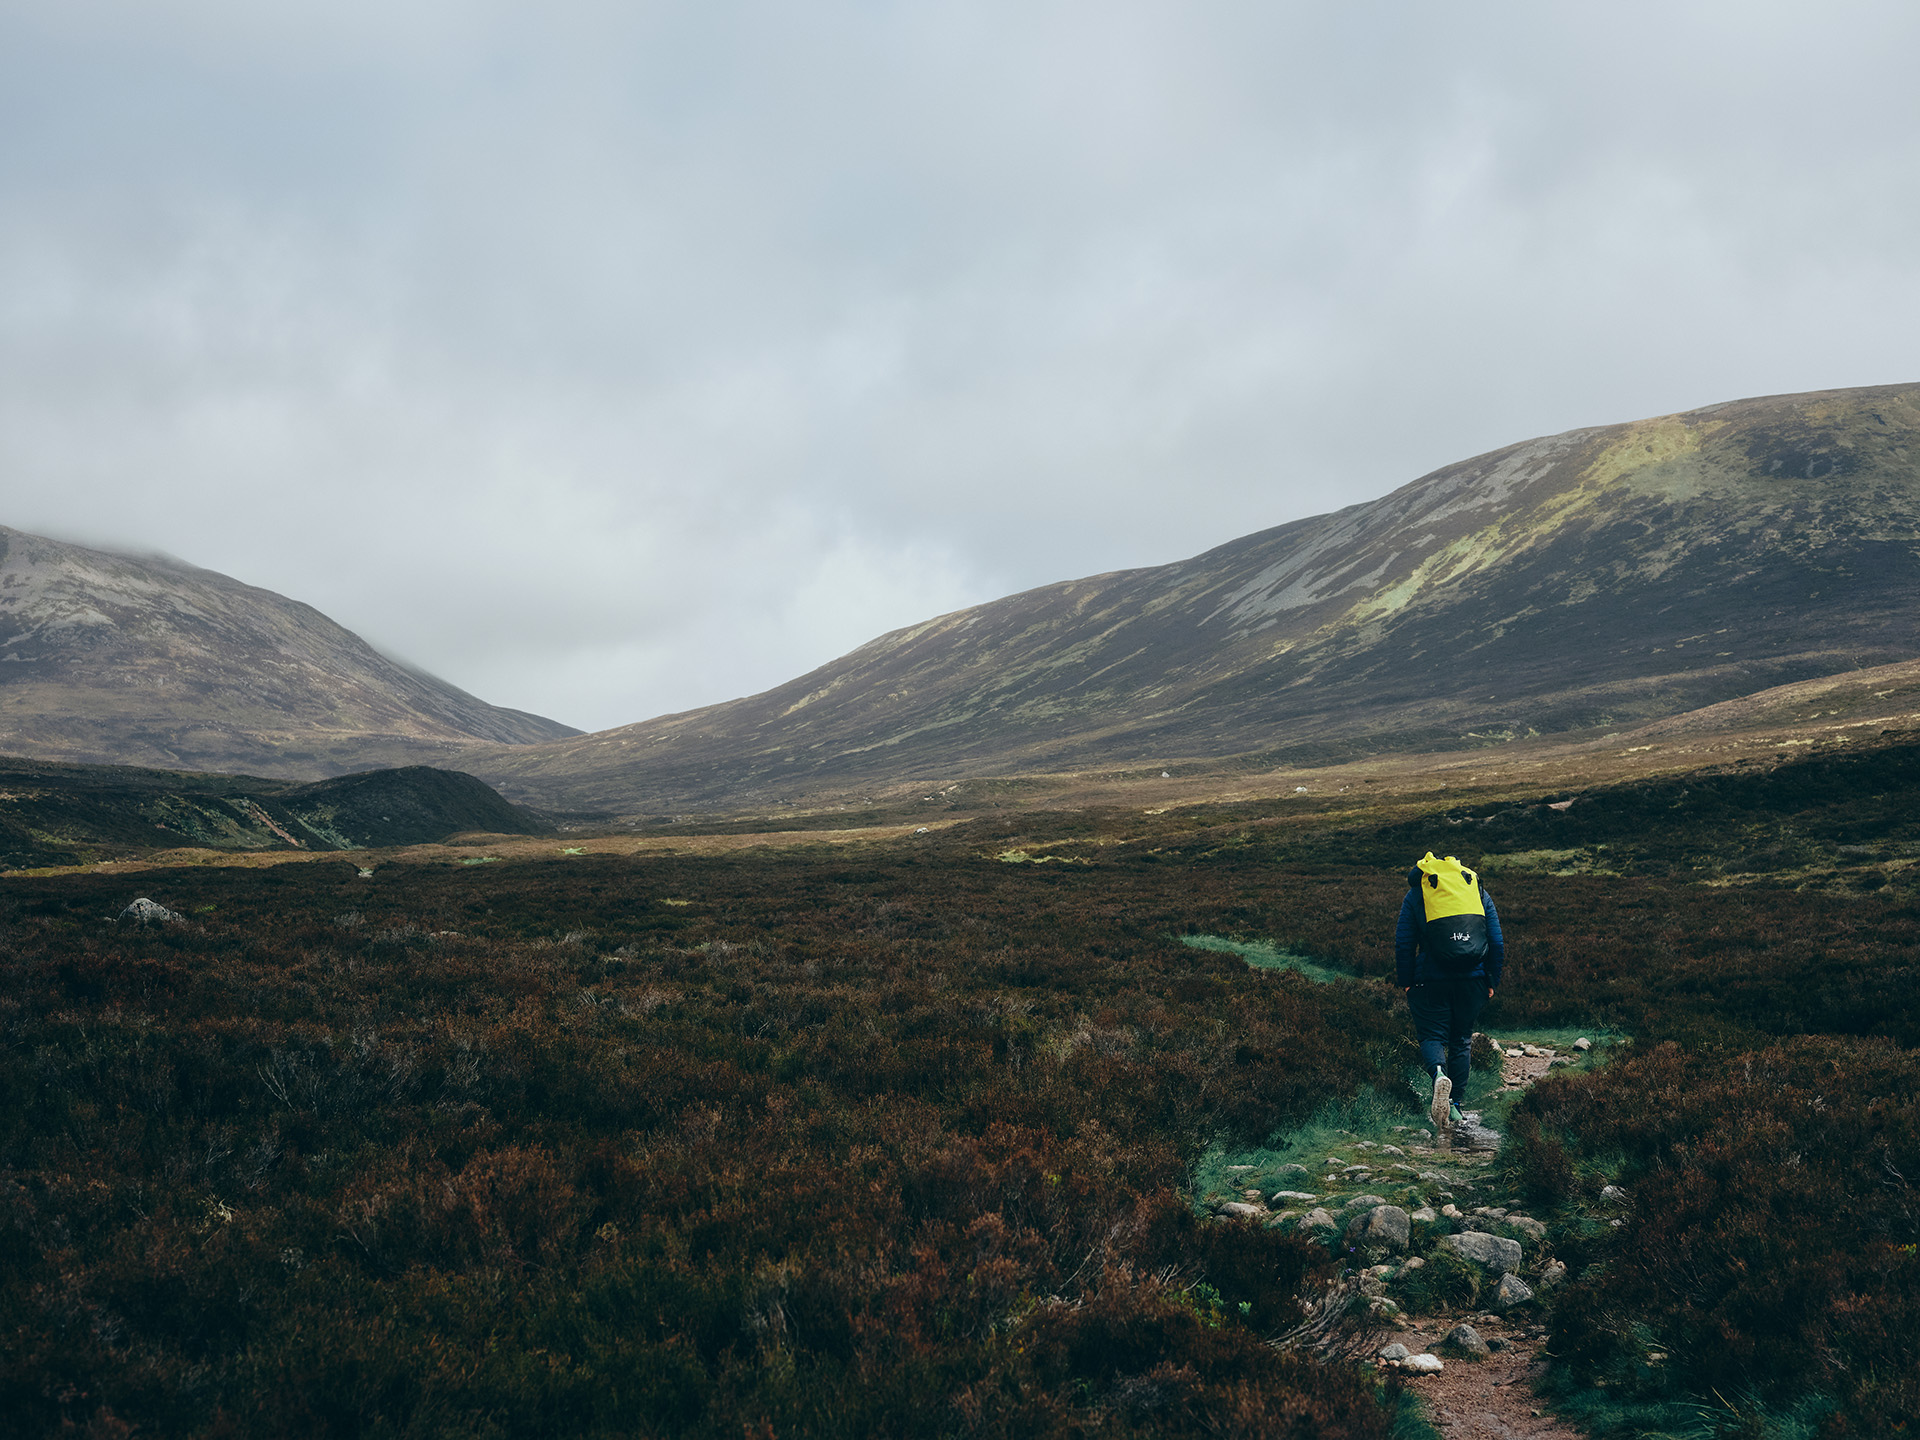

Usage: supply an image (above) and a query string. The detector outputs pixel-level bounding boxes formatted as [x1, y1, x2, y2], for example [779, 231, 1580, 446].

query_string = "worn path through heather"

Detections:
[1380, 1041, 1590, 1440]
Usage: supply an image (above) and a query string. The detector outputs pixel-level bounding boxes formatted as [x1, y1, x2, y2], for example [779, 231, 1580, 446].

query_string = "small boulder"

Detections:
[1504, 1216, 1548, 1243]
[1443, 1323, 1491, 1358]
[1438, 1232, 1523, 1276]
[1410, 1206, 1438, 1224]
[1441, 1203, 1464, 1219]
[1342, 1193, 1390, 1211]
[1273, 1163, 1313, 1183]
[1404, 1353, 1444, 1374]
[1271, 1189, 1319, 1203]
[119, 897, 183, 925]
[1345, 1204, 1411, 1251]
[1574, 1037, 1592, 1051]
[1400, 1256, 1426, 1271]
[1301, 1208, 1337, 1231]
[1493, 1273, 1535, 1312]
[1216, 1201, 1264, 1220]
[1377, 1342, 1410, 1362]
[1601, 1184, 1628, 1201]
[1537, 1259, 1569, 1291]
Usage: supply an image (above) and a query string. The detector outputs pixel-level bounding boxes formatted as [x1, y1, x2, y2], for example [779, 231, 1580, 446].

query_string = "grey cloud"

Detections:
[2, 1, 1917, 731]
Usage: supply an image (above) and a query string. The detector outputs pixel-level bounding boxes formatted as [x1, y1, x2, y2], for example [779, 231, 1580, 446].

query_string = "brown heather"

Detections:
[7, 756, 1920, 1435]
[0, 852, 1412, 1438]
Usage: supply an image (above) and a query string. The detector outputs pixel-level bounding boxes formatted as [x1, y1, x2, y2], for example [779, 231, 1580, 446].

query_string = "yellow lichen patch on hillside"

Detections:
[1583, 415, 1713, 495]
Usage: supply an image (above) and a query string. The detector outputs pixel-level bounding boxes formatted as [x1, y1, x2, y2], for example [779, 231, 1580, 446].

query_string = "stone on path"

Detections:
[1493, 1273, 1535, 1312]
[1504, 1216, 1548, 1243]
[1403, 1353, 1444, 1374]
[1438, 1231, 1524, 1276]
[1346, 1204, 1411, 1251]
[1444, 1323, 1491, 1357]
[1377, 1342, 1410, 1362]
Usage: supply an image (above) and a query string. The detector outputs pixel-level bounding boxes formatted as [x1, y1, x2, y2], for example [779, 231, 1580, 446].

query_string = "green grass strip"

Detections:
[1180, 932, 1352, 983]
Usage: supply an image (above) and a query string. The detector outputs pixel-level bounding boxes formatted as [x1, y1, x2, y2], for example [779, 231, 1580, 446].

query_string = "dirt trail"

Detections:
[1379, 1042, 1590, 1440]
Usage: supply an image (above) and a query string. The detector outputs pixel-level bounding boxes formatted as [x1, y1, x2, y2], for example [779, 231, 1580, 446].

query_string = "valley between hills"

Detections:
[4, 385, 1919, 1438]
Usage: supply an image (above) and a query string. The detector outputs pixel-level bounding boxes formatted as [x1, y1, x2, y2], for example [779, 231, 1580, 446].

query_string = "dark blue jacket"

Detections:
[1396, 888, 1504, 988]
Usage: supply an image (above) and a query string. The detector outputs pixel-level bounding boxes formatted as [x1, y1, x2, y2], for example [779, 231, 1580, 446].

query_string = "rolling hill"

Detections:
[473, 382, 1920, 811]
[0, 527, 578, 777]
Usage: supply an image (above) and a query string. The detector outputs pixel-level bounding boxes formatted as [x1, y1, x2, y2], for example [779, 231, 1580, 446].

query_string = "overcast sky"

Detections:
[2, 0, 1917, 732]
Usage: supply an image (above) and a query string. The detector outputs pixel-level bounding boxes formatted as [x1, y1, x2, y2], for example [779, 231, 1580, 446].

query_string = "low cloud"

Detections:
[3, 0, 1917, 730]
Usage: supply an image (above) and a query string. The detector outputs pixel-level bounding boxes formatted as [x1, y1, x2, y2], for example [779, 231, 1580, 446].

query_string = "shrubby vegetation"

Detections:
[1, 853, 1416, 1437]
[7, 736, 1920, 1434]
[1510, 1039, 1920, 1436]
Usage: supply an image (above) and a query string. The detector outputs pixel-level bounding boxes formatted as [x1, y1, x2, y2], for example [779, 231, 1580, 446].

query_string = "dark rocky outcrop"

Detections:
[0, 756, 548, 870]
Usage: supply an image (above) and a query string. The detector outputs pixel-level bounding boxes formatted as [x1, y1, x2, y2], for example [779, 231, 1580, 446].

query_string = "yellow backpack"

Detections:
[1411, 852, 1490, 973]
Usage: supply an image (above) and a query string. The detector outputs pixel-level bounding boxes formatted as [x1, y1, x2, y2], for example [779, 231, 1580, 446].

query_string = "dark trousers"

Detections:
[1408, 977, 1488, 1092]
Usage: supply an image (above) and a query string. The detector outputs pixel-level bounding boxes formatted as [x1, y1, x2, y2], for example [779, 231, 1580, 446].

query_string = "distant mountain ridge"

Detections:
[472, 382, 1920, 811]
[0, 527, 578, 777]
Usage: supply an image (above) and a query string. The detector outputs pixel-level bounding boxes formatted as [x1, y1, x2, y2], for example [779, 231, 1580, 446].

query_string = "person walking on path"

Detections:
[1396, 852, 1504, 1140]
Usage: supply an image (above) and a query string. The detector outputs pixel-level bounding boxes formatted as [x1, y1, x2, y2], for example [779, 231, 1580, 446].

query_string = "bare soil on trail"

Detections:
[1383, 1317, 1584, 1439]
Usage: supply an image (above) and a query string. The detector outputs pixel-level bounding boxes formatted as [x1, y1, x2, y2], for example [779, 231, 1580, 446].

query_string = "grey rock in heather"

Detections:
[1216, 1201, 1264, 1220]
[1444, 1323, 1491, 1357]
[1341, 1193, 1389, 1211]
[1410, 1206, 1438, 1224]
[1493, 1272, 1535, 1311]
[1273, 1163, 1313, 1183]
[1346, 1204, 1411, 1251]
[119, 897, 183, 925]
[1537, 1259, 1569, 1290]
[1377, 1342, 1410, 1362]
[1438, 1232, 1523, 1275]
[1301, 1208, 1337, 1231]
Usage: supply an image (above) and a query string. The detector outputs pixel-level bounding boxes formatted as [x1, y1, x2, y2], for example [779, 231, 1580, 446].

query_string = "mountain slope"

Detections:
[475, 382, 1920, 811]
[0, 527, 578, 776]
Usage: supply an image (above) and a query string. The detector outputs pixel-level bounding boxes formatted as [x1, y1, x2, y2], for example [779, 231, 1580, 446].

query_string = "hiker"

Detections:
[1396, 852, 1504, 1137]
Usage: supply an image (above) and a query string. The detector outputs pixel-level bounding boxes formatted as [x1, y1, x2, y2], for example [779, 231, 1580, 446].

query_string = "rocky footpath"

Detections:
[1204, 1036, 1603, 1438]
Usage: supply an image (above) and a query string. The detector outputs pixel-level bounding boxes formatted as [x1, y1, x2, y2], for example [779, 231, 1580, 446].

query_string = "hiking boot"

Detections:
[1429, 1070, 1453, 1135]
[1448, 1102, 1465, 1127]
